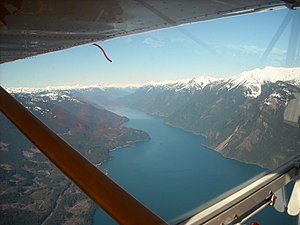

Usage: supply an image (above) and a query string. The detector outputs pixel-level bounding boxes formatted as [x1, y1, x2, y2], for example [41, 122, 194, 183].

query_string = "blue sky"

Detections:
[0, 8, 297, 88]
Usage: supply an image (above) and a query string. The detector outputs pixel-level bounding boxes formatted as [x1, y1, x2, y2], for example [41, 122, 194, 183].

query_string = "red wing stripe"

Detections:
[92, 43, 112, 63]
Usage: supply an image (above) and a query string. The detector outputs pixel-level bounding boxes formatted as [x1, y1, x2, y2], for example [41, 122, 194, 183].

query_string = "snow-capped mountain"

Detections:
[143, 76, 219, 93]
[120, 78, 213, 117]
[3, 66, 299, 169]
[135, 66, 300, 99]
[118, 66, 300, 169]
[6, 84, 103, 94]
[224, 67, 300, 98]
[128, 66, 299, 98]
[7, 66, 299, 100]
[163, 67, 300, 169]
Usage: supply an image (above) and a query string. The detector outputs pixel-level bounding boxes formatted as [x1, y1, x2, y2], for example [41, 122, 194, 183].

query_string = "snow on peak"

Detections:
[194, 76, 219, 87]
[6, 84, 105, 93]
[173, 76, 219, 92]
[226, 66, 300, 98]
[143, 76, 219, 93]
[5, 67, 298, 98]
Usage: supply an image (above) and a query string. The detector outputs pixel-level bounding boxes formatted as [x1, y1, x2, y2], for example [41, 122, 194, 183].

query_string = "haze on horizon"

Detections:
[1, 8, 299, 88]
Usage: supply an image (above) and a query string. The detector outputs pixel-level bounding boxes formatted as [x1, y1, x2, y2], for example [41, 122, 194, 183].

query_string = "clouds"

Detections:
[222, 44, 286, 58]
[264, 48, 287, 66]
[214, 43, 287, 66]
[169, 37, 194, 45]
[223, 44, 264, 55]
[143, 35, 197, 48]
[142, 37, 164, 48]
[139, 31, 289, 69]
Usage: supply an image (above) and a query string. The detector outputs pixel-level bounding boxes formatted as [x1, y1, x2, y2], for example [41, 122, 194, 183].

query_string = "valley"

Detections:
[120, 67, 300, 169]
[1, 66, 300, 224]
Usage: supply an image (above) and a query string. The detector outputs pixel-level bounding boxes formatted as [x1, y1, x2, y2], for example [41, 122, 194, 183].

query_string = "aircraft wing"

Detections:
[0, 0, 296, 64]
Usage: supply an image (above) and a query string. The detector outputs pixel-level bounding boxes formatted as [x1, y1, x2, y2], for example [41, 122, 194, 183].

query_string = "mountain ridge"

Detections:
[6, 66, 300, 97]
[116, 66, 300, 169]
[3, 66, 300, 169]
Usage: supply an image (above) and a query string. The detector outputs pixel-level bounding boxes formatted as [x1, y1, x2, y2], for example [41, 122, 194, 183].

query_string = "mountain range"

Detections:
[34, 66, 297, 169]
[6, 66, 300, 169]
[120, 67, 300, 169]
[5, 66, 300, 170]
[1, 66, 299, 225]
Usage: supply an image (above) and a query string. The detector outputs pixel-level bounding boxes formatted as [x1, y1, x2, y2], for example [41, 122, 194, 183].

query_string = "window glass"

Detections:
[1, 8, 299, 225]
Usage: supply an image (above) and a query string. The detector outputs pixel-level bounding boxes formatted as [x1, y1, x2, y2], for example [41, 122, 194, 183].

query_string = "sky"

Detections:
[0, 8, 298, 88]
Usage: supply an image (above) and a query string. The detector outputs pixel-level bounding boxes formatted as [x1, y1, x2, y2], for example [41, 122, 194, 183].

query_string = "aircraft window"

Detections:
[0, 8, 299, 225]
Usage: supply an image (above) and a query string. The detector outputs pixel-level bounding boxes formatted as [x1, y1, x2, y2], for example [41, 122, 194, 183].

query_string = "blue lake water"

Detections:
[93, 107, 297, 225]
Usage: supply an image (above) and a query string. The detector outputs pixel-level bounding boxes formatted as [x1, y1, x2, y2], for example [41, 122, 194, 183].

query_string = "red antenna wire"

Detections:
[92, 43, 112, 63]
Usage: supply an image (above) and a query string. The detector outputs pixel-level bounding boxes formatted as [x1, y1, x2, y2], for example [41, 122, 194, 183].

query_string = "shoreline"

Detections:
[90, 134, 151, 225]
[122, 107, 267, 169]
[164, 120, 268, 169]
[90, 106, 269, 225]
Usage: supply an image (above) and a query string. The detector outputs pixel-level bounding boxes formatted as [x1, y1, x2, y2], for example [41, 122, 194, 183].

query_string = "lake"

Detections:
[93, 106, 297, 225]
